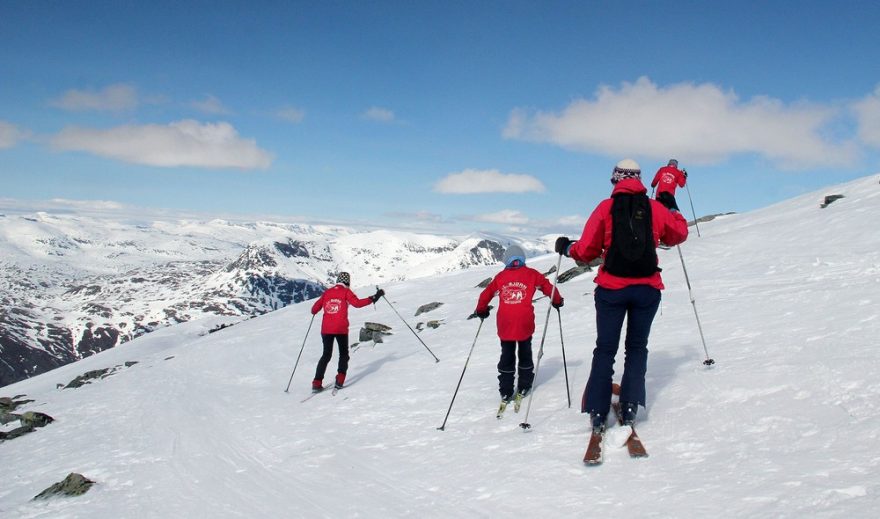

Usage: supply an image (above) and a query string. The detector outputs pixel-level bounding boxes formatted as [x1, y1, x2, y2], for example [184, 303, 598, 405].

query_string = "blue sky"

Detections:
[2, 1, 879, 234]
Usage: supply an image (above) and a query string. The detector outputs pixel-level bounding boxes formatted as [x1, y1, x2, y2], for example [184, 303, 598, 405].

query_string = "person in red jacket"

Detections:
[310, 272, 384, 391]
[650, 158, 687, 211]
[474, 244, 563, 404]
[554, 159, 688, 433]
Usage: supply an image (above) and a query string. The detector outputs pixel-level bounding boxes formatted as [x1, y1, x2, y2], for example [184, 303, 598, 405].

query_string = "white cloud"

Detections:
[363, 106, 396, 123]
[434, 169, 546, 194]
[50, 83, 139, 112]
[191, 95, 230, 115]
[0, 121, 30, 149]
[503, 76, 858, 169]
[51, 119, 273, 169]
[49, 198, 126, 210]
[277, 106, 306, 123]
[852, 85, 880, 148]
[473, 209, 530, 225]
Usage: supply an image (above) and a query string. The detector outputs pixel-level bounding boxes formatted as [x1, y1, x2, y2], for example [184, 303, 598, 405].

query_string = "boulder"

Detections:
[820, 194, 844, 208]
[415, 302, 443, 316]
[359, 322, 392, 343]
[34, 473, 95, 500]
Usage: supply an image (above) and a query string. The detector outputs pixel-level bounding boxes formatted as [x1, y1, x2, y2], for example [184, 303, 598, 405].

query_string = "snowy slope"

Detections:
[1, 175, 879, 517]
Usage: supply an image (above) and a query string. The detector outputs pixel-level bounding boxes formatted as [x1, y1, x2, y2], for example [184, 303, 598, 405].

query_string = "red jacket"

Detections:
[568, 178, 688, 290]
[475, 265, 563, 341]
[651, 165, 686, 196]
[311, 284, 373, 334]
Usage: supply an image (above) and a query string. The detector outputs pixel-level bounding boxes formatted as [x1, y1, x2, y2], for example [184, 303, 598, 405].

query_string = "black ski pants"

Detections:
[497, 336, 534, 399]
[314, 334, 349, 381]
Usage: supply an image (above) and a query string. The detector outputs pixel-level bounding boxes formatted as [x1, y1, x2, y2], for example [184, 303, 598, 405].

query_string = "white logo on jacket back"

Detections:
[325, 298, 342, 314]
[501, 282, 527, 305]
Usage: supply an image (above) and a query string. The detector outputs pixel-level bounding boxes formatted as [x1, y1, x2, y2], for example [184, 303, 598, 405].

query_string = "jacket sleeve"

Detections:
[536, 270, 563, 304]
[651, 169, 662, 188]
[311, 294, 324, 315]
[347, 288, 374, 309]
[475, 278, 498, 313]
[657, 204, 689, 247]
[568, 201, 607, 264]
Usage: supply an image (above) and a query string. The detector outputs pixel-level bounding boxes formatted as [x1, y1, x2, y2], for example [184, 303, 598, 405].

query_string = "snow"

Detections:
[2, 175, 880, 517]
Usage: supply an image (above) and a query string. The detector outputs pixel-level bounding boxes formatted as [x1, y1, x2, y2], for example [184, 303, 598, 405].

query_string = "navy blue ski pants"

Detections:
[582, 285, 661, 417]
[497, 337, 534, 399]
[314, 334, 349, 381]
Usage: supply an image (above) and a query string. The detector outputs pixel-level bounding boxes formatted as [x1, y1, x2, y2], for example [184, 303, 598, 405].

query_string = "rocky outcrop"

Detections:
[820, 194, 844, 208]
[359, 322, 392, 343]
[415, 302, 443, 316]
[34, 473, 95, 500]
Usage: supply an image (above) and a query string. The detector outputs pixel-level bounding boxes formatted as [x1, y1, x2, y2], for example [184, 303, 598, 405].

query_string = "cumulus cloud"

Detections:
[0, 121, 30, 149]
[276, 106, 306, 123]
[434, 169, 546, 194]
[51, 120, 273, 169]
[473, 209, 530, 225]
[50, 83, 139, 112]
[852, 85, 880, 148]
[191, 94, 230, 115]
[503, 76, 858, 169]
[362, 106, 396, 123]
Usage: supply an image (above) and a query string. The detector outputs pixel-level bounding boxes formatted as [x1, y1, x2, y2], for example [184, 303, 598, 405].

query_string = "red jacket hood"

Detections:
[611, 178, 648, 196]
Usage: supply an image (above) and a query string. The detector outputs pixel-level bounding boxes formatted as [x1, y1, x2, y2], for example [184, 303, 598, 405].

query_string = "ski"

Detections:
[610, 400, 649, 458]
[300, 386, 329, 403]
[583, 430, 604, 465]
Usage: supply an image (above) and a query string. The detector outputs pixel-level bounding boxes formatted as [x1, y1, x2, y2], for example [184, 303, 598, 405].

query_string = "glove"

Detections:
[682, 169, 688, 178]
[475, 308, 490, 320]
[554, 236, 572, 256]
[371, 288, 385, 303]
[552, 298, 564, 309]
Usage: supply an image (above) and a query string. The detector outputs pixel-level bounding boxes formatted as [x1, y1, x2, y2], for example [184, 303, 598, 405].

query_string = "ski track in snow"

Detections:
[2, 175, 880, 517]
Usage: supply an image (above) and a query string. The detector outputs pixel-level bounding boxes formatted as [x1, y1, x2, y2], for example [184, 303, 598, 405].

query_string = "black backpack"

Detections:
[603, 193, 659, 278]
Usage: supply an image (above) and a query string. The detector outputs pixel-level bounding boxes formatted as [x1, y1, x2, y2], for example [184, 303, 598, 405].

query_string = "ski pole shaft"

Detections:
[557, 308, 571, 408]
[676, 245, 714, 366]
[685, 182, 701, 237]
[381, 292, 440, 362]
[437, 319, 483, 431]
[284, 314, 316, 392]
[520, 253, 563, 430]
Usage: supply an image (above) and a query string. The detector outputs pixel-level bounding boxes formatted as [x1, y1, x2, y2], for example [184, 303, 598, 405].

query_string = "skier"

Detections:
[310, 272, 384, 392]
[554, 159, 688, 433]
[474, 244, 563, 406]
[650, 158, 687, 211]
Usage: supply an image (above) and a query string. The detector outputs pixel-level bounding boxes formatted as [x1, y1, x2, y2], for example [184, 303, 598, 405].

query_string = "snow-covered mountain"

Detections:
[0, 211, 545, 386]
[1, 175, 878, 517]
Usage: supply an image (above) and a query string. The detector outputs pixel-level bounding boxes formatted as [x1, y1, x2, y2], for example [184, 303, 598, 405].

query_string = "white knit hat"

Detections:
[611, 159, 641, 184]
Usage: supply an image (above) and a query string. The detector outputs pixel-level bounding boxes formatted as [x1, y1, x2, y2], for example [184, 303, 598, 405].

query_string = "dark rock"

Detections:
[426, 320, 443, 329]
[558, 265, 593, 283]
[542, 265, 557, 277]
[34, 473, 95, 500]
[359, 322, 392, 343]
[476, 277, 492, 288]
[64, 368, 112, 389]
[820, 194, 844, 208]
[415, 302, 443, 316]
[19, 411, 54, 428]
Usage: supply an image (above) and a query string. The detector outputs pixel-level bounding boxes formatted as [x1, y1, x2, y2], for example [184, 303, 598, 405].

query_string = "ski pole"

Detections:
[437, 319, 484, 431]
[556, 308, 571, 408]
[685, 181, 701, 237]
[519, 253, 564, 430]
[380, 290, 440, 363]
[284, 314, 316, 392]
[676, 245, 714, 366]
